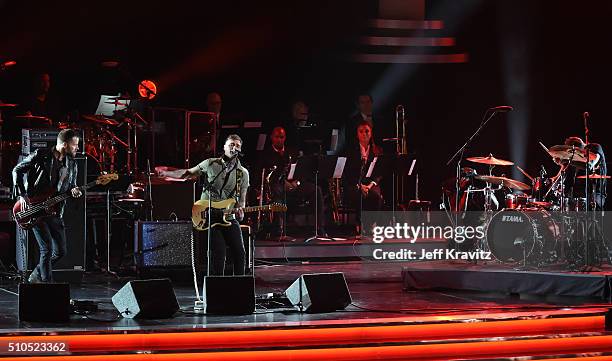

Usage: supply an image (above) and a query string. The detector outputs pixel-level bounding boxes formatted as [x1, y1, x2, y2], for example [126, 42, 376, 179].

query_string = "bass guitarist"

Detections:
[12, 129, 83, 283]
[160, 134, 249, 276]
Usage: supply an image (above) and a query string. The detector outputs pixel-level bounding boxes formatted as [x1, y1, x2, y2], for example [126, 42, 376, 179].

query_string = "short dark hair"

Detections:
[57, 129, 79, 144]
[226, 134, 242, 144]
[564, 136, 585, 148]
[356, 93, 373, 103]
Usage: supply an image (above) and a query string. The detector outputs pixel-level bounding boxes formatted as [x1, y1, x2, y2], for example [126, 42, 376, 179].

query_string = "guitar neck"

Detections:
[42, 180, 99, 208]
[225, 204, 277, 214]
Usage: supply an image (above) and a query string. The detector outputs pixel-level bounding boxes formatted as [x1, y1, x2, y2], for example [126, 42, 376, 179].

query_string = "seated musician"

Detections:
[555, 136, 607, 209]
[257, 126, 326, 237]
[160, 134, 249, 275]
[343, 120, 384, 233]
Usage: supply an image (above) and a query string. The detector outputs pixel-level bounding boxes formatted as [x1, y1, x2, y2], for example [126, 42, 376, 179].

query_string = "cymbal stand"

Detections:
[446, 109, 503, 229]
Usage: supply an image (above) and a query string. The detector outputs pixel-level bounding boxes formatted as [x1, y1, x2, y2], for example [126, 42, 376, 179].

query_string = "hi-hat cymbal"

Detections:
[0, 102, 18, 108]
[466, 155, 514, 166]
[576, 174, 610, 179]
[475, 175, 530, 190]
[547, 145, 597, 163]
[81, 114, 119, 126]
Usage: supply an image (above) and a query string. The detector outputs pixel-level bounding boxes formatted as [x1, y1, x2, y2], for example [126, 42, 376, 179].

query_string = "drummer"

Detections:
[553, 137, 607, 209]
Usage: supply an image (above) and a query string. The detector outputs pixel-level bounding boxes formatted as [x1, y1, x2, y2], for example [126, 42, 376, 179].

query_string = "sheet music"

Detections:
[366, 157, 378, 178]
[330, 128, 339, 152]
[333, 157, 346, 178]
[95, 94, 129, 116]
[287, 163, 297, 180]
[408, 159, 417, 176]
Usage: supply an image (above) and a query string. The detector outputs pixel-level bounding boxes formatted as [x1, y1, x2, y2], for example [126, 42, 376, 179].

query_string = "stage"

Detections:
[1, 259, 612, 360]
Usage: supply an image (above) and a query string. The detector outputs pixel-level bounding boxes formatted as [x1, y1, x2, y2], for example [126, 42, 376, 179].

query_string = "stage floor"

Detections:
[1, 260, 610, 335]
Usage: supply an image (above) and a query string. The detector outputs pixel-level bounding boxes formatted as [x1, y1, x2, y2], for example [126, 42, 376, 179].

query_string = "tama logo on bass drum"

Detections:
[501, 215, 524, 223]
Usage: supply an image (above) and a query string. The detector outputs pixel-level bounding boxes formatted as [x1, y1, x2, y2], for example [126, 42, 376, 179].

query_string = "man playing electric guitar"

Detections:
[160, 134, 249, 276]
[12, 129, 83, 283]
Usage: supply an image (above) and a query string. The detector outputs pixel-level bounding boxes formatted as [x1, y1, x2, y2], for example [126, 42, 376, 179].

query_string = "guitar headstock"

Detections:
[96, 173, 119, 185]
[270, 203, 287, 212]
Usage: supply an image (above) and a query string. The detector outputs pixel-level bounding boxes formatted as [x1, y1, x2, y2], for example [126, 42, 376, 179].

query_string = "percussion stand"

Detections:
[446, 109, 502, 229]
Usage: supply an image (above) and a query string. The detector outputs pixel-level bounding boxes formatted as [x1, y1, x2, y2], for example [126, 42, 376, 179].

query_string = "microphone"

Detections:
[231, 150, 244, 158]
[489, 105, 513, 112]
[583, 111, 589, 128]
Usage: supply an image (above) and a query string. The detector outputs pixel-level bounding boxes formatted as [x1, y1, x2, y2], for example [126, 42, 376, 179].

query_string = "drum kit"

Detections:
[1, 96, 143, 176]
[452, 146, 610, 269]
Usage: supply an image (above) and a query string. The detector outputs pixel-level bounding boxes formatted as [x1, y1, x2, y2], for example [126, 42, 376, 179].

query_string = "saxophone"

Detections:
[329, 177, 342, 224]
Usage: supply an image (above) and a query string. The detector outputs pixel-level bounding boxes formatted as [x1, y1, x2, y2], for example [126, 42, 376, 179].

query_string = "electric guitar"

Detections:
[13, 173, 119, 229]
[192, 198, 287, 231]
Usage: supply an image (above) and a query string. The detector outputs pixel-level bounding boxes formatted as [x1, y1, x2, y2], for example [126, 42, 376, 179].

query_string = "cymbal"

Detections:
[576, 174, 611, 179]
[475, 175, 530, 190]
[81, 114, 119, 126]
[0, 103, 18, 108]
[466, 155, 514, 166]
[15, 115, 52, 122]
[547, 145, 597, 163]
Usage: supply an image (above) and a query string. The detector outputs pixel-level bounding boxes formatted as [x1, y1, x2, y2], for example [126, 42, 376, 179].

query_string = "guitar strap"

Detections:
[219, 159, 242, 202]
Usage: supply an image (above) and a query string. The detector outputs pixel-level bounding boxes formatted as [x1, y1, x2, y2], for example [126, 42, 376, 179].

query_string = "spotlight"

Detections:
[138, 80, 157, 100]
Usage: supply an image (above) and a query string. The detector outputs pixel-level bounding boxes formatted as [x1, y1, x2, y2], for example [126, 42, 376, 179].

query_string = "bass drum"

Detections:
[486, 208, 560, 265]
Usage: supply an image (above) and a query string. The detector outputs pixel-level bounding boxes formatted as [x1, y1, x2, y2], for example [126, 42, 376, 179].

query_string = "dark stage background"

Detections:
[1, 0, 610, 204]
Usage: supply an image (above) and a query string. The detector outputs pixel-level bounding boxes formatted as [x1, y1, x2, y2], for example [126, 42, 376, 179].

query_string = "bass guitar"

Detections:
[13, 173, 119, 229]
[192, 198, 287, 231]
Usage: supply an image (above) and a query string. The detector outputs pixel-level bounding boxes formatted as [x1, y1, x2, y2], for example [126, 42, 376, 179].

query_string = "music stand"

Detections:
[376, 154, 417, 220]
[290, 155, 344, 242]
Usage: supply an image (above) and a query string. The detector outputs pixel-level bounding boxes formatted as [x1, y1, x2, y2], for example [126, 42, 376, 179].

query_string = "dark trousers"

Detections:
[31, 215, 67, 282]
[208, 220, 246, 276]
[348, 185, 384, 230]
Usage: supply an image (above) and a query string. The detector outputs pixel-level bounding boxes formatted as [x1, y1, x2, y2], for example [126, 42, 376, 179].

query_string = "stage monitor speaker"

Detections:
[202, 276, 255, 315]
[285, 272, 352, 313]
[18, 283, 71, 322]
[112, 278, 179, 319]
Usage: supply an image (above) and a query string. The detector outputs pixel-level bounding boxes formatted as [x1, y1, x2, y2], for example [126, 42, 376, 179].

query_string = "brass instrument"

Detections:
[395, 105, 408, 202]
[329, 178, 342, 224]
[396, 105, 408, 155]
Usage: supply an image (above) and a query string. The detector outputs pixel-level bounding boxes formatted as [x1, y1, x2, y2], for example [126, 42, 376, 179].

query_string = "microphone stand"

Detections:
[194, 153, 239, 312]
[446, 109, 504, 229]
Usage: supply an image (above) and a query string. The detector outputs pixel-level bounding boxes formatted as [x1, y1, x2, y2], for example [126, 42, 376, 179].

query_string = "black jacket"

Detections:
[12, 147, 78, 214]
[342, 142, 384, 189]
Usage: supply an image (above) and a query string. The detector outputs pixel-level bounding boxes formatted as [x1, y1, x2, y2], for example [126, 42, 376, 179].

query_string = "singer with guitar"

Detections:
[160, 134, 250, 276]
[12, 129, 83, 283]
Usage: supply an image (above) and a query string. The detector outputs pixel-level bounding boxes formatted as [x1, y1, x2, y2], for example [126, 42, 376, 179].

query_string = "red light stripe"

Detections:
[2, 335, 612, 361]
[368, 19, 444, 30]
[360, 36, 456, 47]
[0, 316, 603, 353]
[351, 53, 468, 64]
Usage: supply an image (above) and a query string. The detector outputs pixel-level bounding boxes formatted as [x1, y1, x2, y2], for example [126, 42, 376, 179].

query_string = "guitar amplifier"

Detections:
[21, 128, 85, 155]
[134, 221, 196, 268]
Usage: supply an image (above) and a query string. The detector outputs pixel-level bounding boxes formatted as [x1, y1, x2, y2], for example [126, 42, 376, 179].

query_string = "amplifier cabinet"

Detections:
[134, 221, 195, 268]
